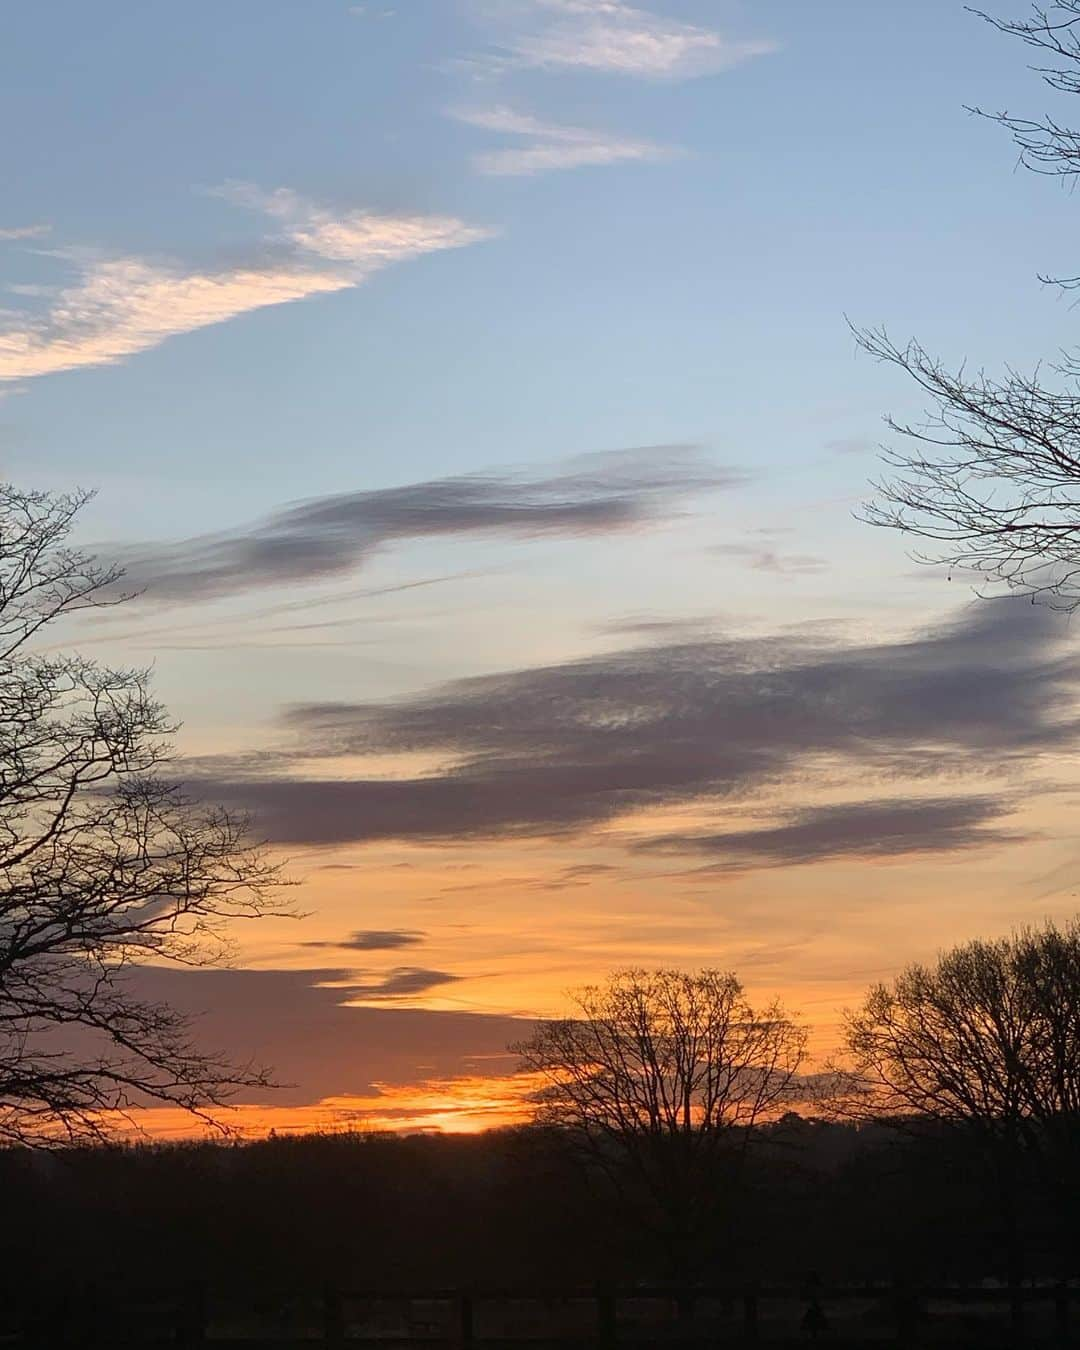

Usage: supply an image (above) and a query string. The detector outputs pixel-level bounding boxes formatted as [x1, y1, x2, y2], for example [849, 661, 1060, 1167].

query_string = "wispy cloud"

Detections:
[0, 259, 353, 385]
[638, 796, 1028, 871]
[826, 436, 876, 456]
[197, 598, 1077, 853]
[0, 187, 493, 384]
[451, 105, 679, 176]
[210, 182, 490, 268]
[712, 543, 829, 576]
[346, 967, 461, 999]
[469, 0, 774, 80]
[0, 223, 51, 242]
[106, 446, 741, 602]
[302, 930, 426, 952]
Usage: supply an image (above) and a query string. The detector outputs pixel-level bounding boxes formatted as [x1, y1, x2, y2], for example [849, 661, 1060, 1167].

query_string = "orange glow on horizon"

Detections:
[111, 1072, 549, 1142]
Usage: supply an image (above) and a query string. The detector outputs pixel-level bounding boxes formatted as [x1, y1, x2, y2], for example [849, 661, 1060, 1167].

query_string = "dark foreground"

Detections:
[5, 1283, 1080, 1348]
[3, 1126, 1078, 1347]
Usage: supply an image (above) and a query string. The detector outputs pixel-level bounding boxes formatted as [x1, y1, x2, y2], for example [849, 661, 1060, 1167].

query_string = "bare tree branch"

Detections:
[513, 968, 807, 1274]
[857, 325, 1080, 607]
[860, 4, 1080, 607]
[0, 484, 291, 1145]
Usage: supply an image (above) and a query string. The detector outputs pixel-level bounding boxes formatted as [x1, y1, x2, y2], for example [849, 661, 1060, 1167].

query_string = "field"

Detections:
[4, 1282, 1078, 1347]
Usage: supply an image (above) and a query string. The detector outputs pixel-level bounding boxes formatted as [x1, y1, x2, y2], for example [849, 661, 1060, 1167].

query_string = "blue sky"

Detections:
[5, 0, 1077, 523]
[7, 1, 1080, 1131]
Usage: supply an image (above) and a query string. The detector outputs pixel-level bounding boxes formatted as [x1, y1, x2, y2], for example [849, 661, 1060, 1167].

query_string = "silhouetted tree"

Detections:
[845, 921, 1080, 1282]
[1008, 920, 1080, 1270]
[0, 485, 285, 1145]
[859, 4, 1080, 609]
[976, 2, 1080, 187]
[514, 968, 807, 1277]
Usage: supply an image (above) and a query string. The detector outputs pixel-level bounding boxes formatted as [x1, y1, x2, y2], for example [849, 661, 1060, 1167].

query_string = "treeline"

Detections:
[6, 923, 1080, 1302]
[0, 1114, 1053, 1297]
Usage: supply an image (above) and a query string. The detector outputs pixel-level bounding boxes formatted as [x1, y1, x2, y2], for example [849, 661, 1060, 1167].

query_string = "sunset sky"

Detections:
[5, 0, 1080, 1134]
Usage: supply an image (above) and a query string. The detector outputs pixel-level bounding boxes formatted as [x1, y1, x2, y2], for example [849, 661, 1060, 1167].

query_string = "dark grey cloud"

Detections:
[349, 966, 459, 997]
[194, 598, 1079, 854]
[638, 796, 1026, 871]
[117, 966, 529, 1105]
[594, 615, 711, 640]
[108, 447, 741, 603]
[301, 929, 425, 952]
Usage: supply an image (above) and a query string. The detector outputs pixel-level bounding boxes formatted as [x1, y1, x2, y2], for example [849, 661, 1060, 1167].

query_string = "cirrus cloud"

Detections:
[451, 105, 680, 176]
[468, 0, 775, 80]
[105, 446, 741, 603]
[301, 930, 426, 952]
[0, 186, 493, 384]
[0, 223, 51, 242]
[637, 796, 1029, 872]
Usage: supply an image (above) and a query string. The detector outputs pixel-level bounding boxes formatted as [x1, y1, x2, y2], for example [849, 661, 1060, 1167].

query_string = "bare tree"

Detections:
[0, 485, 287, 1145]
[859, 4, 1080, 609]
[1009, 919, 1080, 1265]
[857, 327, 1080, 607]
[972, 2, 1080, 192]
[844, 920, 1080, 1281]
[514, 968, 807, 1275]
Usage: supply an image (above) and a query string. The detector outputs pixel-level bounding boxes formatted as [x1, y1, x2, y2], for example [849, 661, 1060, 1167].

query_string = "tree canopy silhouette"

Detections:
[845, 919, 1080, 1282]
[514, 968, 807, 1274]
[0, 484, 285, 1145]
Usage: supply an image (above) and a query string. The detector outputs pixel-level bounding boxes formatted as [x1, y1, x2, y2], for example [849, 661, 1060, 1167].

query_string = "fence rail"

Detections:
[6, 1279, 1080, 1347]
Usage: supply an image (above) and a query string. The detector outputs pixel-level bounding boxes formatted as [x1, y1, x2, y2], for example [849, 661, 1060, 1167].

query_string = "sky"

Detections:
[6, 0, 1080, 1135]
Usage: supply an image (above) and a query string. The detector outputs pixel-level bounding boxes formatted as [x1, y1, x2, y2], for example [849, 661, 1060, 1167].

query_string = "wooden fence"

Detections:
[5, 1280, 1080, 1347]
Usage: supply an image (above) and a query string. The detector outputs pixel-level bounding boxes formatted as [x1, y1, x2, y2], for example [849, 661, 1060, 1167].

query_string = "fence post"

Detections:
[594, 1279, 612, 1344]
[81, 1281, 101, 1347]
[1008, 1284, 1025, 1345]
[894, 1281, 917, 1349]
[594, 1279, 621, 1344]
[742, 1287, 758, 1344]
[175, 1281, 206, 1346]
[456, 1292, 474, 1350]
[1055, 1284, 1070, 1347]
[323, 1286, 345, 1346]
[50, 1290, 72, 1346]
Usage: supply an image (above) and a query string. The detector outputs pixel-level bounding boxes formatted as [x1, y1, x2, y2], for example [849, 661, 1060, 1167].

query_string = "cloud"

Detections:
[826, 436, 876, 456]
[113, 966, 530, 1105]
[211, 181, 492, 267]
[595, 614, 710, 640]
[638, 796, 1027, 871]
[346, 966, 461, 998]
[712, 544, 829, 576]
[302, 929, 426, 951]
[0, 223, 51, 242]
[0, 259, 352, 384]
[109, 446, 740, 602]
[0, 187, 492, 384]
[451, 105, 679, 176]
[195, 598, 1080, 853]
[470, 0, 774, 80]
